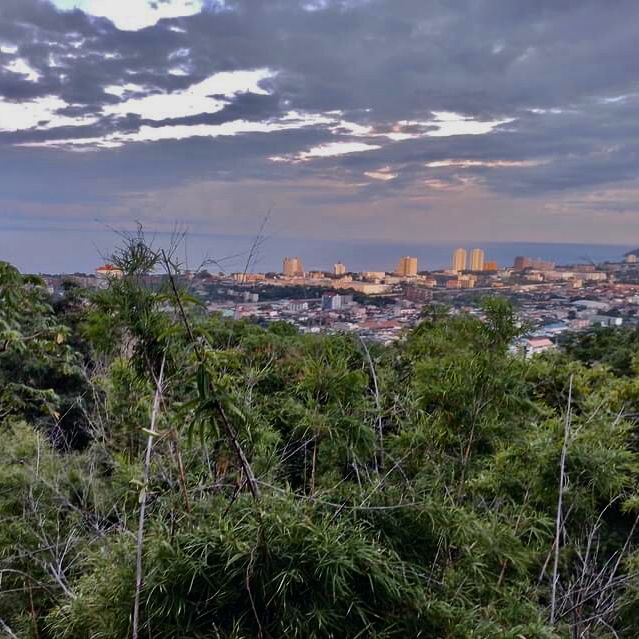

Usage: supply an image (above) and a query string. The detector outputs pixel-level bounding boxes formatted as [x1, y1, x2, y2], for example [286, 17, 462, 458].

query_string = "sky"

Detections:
[1, 0, 639, 271]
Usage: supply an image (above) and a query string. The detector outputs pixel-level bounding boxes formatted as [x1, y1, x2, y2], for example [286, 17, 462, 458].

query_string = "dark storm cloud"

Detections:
[2, 0, 639, 113]
[2, 0, 639, 235]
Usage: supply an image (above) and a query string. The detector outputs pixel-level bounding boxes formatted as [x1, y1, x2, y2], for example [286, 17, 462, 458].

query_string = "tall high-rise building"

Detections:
[452, 248, 467, 272]
[282, 256, 304, 277]
[395, 256, 418, 277]
[334, 262, 347, 276]
[470, 248, 485, 271]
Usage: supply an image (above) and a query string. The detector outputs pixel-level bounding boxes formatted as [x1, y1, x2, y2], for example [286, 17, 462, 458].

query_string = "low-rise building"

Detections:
[524, 337, 555, 356]
[590, 315, 623, 327]
[95, 264, 124, 279]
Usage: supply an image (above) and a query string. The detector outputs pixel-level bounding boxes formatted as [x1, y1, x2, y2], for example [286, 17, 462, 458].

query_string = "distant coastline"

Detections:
[0, 227, 633, 274]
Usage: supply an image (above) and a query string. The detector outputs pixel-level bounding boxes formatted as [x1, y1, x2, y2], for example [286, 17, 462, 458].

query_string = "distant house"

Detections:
[95, 264, 124, 279]
[589, 315, 623, 328]
[523, 337, 555, 357]
[540, 322, 568, 336]
[572, 299, 610, 312]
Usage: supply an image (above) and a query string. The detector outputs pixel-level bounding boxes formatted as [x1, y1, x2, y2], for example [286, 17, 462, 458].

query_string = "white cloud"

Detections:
[4, 58, 41, 82]
[413, 112, 512, 137]
[332, 118, 418, 141]
[19, 107, 506, 153]
[131, 117, 321, 142]
[364, 167, 398, 181]
[331, 112, 511, 142]
[103, 83, 148, 98]
[0, 96, 97, 132]
[103, 69, 273, 120]
[5, 58, 509, 155]
[168, 48, 190, 61]
[529, 107, 565, 115]
[168, 66, 190, 76]
[271, 141, 381, 163]
[17, 113, 331, 149]
[52, 0, 205, 31]
[426, 159, 540, 168]
[299, 141, 381, 159]
[268, 112, 511, 165]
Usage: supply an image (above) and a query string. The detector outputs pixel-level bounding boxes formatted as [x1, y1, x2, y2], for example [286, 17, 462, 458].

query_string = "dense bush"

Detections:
[2, 250, 639, 638]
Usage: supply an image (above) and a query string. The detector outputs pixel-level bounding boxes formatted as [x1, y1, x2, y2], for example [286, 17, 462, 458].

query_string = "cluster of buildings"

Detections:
[283, 248, 499, 284]
[513, 256, 555, 271]
[393, 248, 496, 279]
[450, 247, 497, 273]
[506, 287, 637, 357]
[197, 248, 639, 345]
[36, 246, 639, 347]
[206, 290, 422, 345]
[275, 249, 501, 294]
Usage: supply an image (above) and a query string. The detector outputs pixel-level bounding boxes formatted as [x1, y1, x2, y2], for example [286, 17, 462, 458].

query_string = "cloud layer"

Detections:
[2, 0, 639, 259]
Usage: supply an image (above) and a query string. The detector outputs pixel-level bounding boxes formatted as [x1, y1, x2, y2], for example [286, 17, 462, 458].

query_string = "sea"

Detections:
[238, 238, 634, 274]
[172, 236, 637, 272]
[1, 228, 635, 274]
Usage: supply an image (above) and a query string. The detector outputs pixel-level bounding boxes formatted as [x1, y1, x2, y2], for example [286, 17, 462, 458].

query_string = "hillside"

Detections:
[2, 241, 639, 638]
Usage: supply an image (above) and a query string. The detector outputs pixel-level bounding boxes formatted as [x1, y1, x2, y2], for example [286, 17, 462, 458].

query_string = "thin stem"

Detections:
[0, 617, 19, 639]
[359, 336, 384, 472]
[161, 250, 260, 501]
[132, 354, 166, 639]
[551, 374, 573, 625]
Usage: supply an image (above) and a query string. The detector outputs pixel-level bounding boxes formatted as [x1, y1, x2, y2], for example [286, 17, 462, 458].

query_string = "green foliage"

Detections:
[560, 325, 639, 376]
[2, 257, 639, 638]
[0, 262, 88, 443]
[0, 423, 137, 637]
[50, 497, 441, 638]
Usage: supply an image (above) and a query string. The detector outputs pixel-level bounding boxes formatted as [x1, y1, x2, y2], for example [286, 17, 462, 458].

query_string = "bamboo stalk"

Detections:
[132, 354, 166, 639]
[359, 336, 384, 472]
[551, 374, 573, 625]
[161, 250, 260, 500]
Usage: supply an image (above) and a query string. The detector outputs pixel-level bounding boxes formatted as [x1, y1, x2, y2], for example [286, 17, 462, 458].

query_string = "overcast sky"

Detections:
[1, 0, 639, 270]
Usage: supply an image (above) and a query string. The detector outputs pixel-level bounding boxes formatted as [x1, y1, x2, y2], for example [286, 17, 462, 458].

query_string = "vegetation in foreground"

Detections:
[3, 238, 639, 638]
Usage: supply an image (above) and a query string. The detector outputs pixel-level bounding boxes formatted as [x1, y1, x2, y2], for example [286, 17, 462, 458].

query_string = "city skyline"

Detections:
[40, 230, 639, 346]
[96, 245, 633, 280]
[2, 0, 639, 267]
[1, 231, 636, 276]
